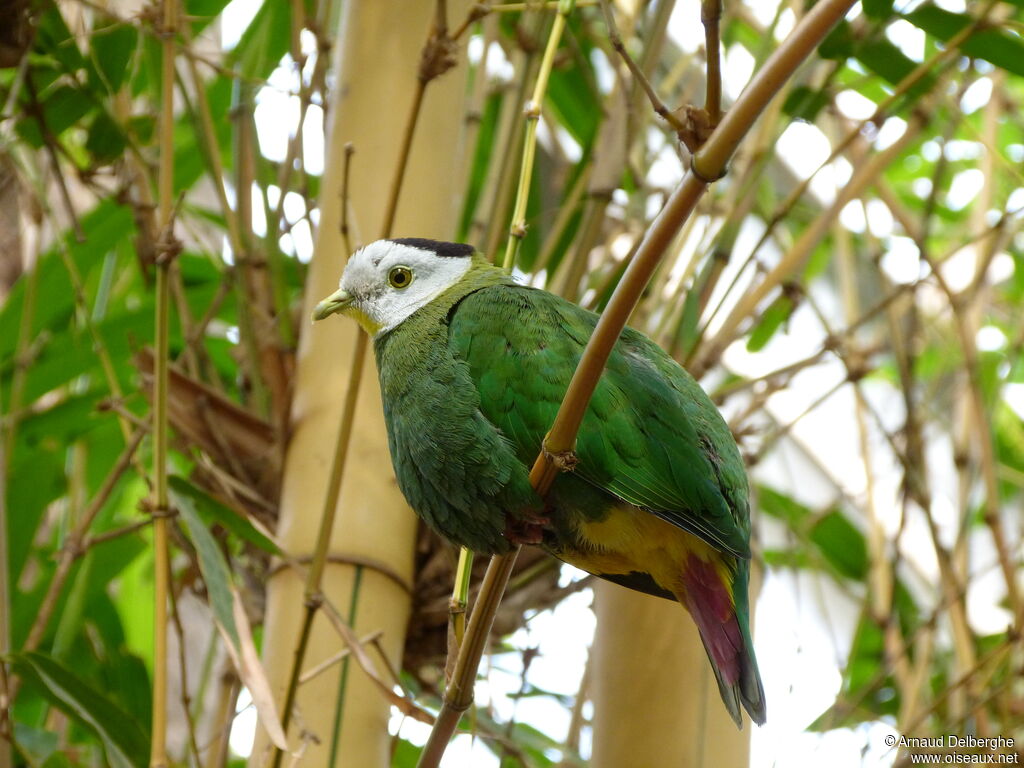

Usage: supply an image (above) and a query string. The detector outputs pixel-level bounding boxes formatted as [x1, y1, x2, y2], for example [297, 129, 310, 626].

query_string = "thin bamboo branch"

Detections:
[168, 585, 203, 767]
[446, 546, 474, 678]
[297, 630, 385, 685]
[599, 0, 686, 135]
[835, 219, 912, 700]
[701, 0, 723, 125]
[232, 82, 274, 419]
[502, 0, 575, 271]
[203, 668, 239, 768]
[482, 33, 540, 257]
[151, 0, 179, 764]
[692, 0, 997, 355]
[0, 378, 10, 760]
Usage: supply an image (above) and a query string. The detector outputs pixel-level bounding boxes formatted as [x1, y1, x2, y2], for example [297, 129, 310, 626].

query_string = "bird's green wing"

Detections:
[448, 283, 751, 558]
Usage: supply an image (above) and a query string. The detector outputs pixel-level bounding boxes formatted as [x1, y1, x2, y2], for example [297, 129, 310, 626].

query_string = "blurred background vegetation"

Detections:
[1, 0, 1023, 766]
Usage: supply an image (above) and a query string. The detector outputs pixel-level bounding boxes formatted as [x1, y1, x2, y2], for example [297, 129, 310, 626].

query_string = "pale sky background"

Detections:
[218, 0, 1022, 764]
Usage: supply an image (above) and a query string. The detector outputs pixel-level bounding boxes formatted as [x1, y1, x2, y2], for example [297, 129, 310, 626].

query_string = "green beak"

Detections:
[312, 287, 353, 321]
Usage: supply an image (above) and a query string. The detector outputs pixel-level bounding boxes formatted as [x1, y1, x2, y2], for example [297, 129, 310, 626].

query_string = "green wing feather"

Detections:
[448, 282, 751, 558]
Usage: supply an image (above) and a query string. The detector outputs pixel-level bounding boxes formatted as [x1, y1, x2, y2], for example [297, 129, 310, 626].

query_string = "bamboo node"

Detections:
[447, 597, 467, 615]
[523, 99, 541, 119]
[689, 152, 728, 184]
[154, 218, 184, 266]
[140, 498, 177, 519]
[468, 4, 490, 23]
[418, 32, 459, 84]
[542, 444, 578, 472]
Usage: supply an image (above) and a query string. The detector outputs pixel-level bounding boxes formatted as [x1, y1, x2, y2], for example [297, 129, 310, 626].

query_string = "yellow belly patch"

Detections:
[565, 504, 733, 599]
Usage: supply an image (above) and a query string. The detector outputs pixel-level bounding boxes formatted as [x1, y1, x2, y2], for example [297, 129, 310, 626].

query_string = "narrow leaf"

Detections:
[173, 487, 240, 647]
[12, 652, 148, 768]
[175, 486, 289, 750]
[169, 476, 281, 555]
[905, 5, 1024, 77]
[216, 590, 290, 751]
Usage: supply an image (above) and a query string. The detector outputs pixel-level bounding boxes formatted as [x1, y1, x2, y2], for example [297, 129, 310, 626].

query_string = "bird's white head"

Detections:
[312, 238, 476, 336]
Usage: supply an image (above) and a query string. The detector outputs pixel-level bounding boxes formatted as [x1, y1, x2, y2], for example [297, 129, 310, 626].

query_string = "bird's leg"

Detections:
[504, 505, 551, 545]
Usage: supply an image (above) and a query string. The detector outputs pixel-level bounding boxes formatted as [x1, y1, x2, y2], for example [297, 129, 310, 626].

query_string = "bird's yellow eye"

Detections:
[388, 266, 413, 289]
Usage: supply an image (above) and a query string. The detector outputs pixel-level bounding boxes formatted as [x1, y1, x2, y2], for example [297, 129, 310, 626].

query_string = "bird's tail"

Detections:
[677, 554, 766, 728]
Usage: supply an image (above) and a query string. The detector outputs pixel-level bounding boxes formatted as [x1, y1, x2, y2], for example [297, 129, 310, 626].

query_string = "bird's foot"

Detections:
[504, 511, 551, 545]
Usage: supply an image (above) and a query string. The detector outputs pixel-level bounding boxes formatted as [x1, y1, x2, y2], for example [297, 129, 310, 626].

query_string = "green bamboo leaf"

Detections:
[458, 91, 504, 241]
[818, 19, 854, 60]
[185, 0, 234, 35]
[169, 476, 281, 554]
[808, 609, 898, 730]
[90, 20, 138, 92]
[15, 85, 95, 147]
[905, 4, 1024, 77]
[782, 85, 830, 122]
[392, 740, 423, 768]
[746, 294, 793, 352]
[227, 0, 292, 80]
[862, 0, 894, 19]
[854, 38, 922, 92]
[34, 6, 88, 71]
[172, 486, 241, 647]
[13, 722, 59, 766]
[6, 451, 63, 587]
[0, 200, 134, 362]
[757, 485, 812, 528]
[86, 109, 128, 162]
[11, 652, 148, 768]
[809, 510, 868, 581]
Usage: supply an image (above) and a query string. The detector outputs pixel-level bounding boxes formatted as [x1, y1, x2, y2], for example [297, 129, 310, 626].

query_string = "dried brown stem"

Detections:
[599, 0, 686, 135]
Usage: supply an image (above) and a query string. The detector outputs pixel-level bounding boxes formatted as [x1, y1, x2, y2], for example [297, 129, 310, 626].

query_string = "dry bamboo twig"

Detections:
[599, 0, 686, 136]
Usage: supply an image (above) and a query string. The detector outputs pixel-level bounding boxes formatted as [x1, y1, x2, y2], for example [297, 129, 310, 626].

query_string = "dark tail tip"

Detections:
[711, 659, 766, 728]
